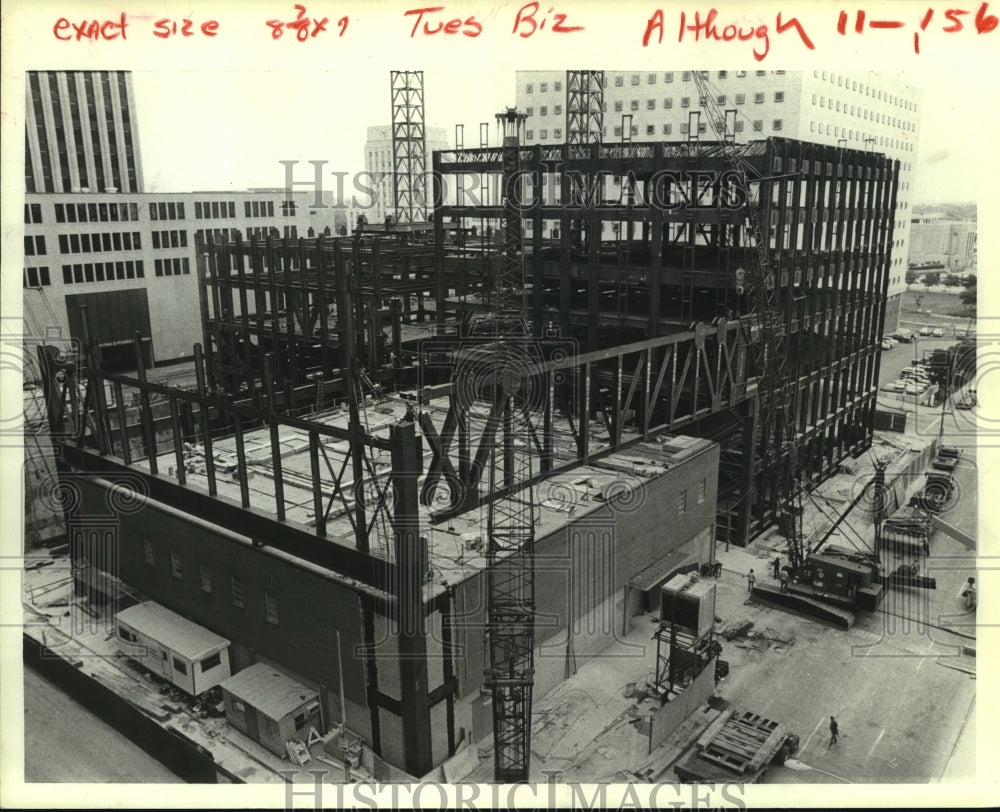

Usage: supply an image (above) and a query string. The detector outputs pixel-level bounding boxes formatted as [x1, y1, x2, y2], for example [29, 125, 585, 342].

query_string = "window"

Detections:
[295, 712, 307, 730]
[699, 95, 707, 107]
[540, 82, 547, 92]
[200, 564, 213, 593]
[118, 626, 138, 644]
[553, 128, 561, 139]
[756, 70, 766, 76]
[265, 590, 279, 625]
[679, 123, 688, 135]
[540, 129, 548, 140]
[663, 123, 672, 135]
[646, 124, 655, 135]
[753, 120, 763, 131]
[540, 105, 547, 116]
[735, 120, 744, 132]
[735, 93, 745, 105]
[664, 72, 674, 83]
[718, 70, 728, 79]
[170, 550, 182, 579]
[647, 73, 657, 84]
[613, 125, 622, 137]
[698, 479, 706, 504]
[681, 97, 690, 108]
[773, 119, 783, 131]
[24, 203, 42, 224]
[736, 70, 747, 78]
[615, 76, 624, 87]
[144, 538, 154, 565]
[526, 130, 533, 140]
[717, 95, 726, 105]
[526, 83, 533, 93]
[24, 235, 46, 255]
[201, 652, 222, 672]
[630, 100, 639, 111]
[172, 657, 188, 675]
[526, 106, 533, 116]
[231, 575, 244, 608]
[774, 91, 784, 103]
[554, 81, 562, 91]
[754, 92, 765, 103]
[631, 74, 640, 85]
[663, 98, 673, 109]
[646, 99, 656, 110]
[614, 101, 623, 112]
[677, 490, 687, 517]
[682, 71, 691, 81]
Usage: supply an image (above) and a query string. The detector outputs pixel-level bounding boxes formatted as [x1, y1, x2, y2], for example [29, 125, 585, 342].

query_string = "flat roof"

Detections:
[136, 394, 715, 596]
[220, 663, 317, 721]
[116, 601, 229, 661]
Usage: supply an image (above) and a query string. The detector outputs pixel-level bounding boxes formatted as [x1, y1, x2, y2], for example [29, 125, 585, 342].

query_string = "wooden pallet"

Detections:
[697, 710, 786, 775]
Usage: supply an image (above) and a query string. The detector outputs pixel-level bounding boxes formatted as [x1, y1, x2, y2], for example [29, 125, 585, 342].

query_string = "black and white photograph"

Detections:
[2, 1, 996, 808]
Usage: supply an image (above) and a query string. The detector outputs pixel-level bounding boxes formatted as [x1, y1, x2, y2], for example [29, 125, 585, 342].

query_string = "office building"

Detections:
[364, 125, 449, 225]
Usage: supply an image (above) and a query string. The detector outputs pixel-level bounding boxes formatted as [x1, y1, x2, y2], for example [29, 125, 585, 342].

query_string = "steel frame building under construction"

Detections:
[42, 119, 898, 778]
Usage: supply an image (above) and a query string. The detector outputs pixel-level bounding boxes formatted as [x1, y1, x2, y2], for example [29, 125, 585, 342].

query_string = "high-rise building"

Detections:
[363, 125, 449, 225]
[515, 69, 923, 330]
[25, 70, 144, 194]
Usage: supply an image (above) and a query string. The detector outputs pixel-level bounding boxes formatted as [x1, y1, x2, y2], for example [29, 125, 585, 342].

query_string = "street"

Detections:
[23, 665, 184, 784]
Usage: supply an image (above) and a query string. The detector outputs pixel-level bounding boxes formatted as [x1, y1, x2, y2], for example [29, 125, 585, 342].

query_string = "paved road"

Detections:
[23, 665, 184, 784]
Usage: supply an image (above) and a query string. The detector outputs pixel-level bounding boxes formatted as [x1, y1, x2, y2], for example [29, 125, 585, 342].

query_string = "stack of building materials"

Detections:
[882, 507, 932, 555]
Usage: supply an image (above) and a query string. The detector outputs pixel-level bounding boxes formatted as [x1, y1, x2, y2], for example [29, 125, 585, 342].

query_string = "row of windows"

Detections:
[149, 201, 186, 220]
[194, 200, 238, 219]
[524, 70, 786, 93]
[196, 228, 242, 245]
[24, 203, 42, 224]
[528, 118, 780, 141]
[245, 200, 276, 218]
[24, 235, 47, 256]
[151, 230, 189, 249]
[23, 266, 51, 288]
[807, 121, 914, 152]
[55, 201, 140, 223]
[62, 260, 145, 284]
[153, 542, 280, 626]
[677, 479, 708, 517]
[813, 70, 917, 112]
[811, 95, 916, 131]
[58, 231, 142, 254]
[527, 91, 784, 119]
[154, 257, 191, 276]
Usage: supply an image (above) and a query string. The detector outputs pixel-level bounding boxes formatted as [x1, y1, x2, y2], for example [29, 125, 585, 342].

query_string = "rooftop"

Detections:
[220, 663, 318, 721]
[116, 601, 229, 660]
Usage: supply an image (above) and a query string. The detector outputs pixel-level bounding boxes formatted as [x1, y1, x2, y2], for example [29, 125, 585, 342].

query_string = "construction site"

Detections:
[23, 70, 978, 787]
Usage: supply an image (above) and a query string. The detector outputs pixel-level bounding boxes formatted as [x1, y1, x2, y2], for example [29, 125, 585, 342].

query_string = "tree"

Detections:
[963, 273, 977, 289]
[960, 284, 977, 310]
[922, 270, 941, 289]
[905, 269, 920, 285]
[943, 273, 963, 287]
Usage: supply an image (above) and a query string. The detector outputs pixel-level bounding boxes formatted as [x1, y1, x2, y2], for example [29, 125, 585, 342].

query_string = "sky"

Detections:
[133, 65, 983, 205]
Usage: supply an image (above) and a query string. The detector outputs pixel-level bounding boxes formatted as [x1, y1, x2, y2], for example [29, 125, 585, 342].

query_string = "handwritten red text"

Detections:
[267, 5, 345, 39]
[838, 3, 997, 53]
[642, 8, 814, 61]
[53, 13, 128, 41]
[153, 18, 219, 38]
[404, 7, 483, 37]
[512, 3, 584, 37]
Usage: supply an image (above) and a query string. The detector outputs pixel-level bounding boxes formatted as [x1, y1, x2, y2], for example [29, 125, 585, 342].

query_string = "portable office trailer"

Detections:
[220, 663, 321, 758]
[115, 601, 231, 695]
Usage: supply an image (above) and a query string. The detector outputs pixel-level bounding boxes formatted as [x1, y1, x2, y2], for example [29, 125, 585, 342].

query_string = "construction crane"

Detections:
[690, 71, 807, 570]
[462, 107, 537, 782]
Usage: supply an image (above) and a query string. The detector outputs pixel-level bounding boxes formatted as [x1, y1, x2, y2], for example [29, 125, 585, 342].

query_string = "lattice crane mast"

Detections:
[462, 108, 537, 782]
[691, 71, 806, 569]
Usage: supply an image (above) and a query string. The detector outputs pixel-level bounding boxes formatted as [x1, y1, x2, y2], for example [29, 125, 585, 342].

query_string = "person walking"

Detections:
[961, 576, 977, 610]
[772, 556, 781, 579]
[747, 568, 755, 593]
[828, 716, 839, 747]
[779, 567, 789, 593]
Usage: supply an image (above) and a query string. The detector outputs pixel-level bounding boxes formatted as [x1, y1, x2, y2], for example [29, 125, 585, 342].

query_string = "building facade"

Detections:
[22, 191, 336, 366]
[908, 215, 977, 272]
[364, 125, 449, 225]
[515, 69, 922, 330]
[25, 70, 144, 194]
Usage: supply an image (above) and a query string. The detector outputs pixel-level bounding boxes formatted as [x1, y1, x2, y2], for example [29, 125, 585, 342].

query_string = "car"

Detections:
[880, 381, 907, 393]
[919, 326, 934, 336]
[904, 382, 928, 395]
[893, 330, 915, 343]
[932, 328, 944, 337]
[900, 367, 931, 381]
[881, 338, 894, 350]
[956, 391, 977, 410]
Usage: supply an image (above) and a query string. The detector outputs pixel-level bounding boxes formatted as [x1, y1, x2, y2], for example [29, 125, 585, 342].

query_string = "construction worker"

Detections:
[747, 568, 755, 593]
[828, 716, 839, 747]
[772, 556, 781, 579]
[779, 567, 789, 593]
[961, 576, 977, 610]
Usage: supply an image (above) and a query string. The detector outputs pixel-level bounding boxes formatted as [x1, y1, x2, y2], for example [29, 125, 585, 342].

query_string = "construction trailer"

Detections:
[219, 663, 321, 758]
[115, 601, 231, 696]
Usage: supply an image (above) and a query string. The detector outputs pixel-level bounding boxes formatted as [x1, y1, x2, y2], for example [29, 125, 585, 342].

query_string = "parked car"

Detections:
[904, 382, 928, 395]
[900, 367, 931, 382]
[932, 327, 944, 338]
[882, 336, 897, 348]
[893, 329, 915, 343]
[932, 445, 962, 472]
[956, 391, 977, 410]
[919, 326, 934, 336]
[880, 381, 907, 393]
[881, 338, 895, 350]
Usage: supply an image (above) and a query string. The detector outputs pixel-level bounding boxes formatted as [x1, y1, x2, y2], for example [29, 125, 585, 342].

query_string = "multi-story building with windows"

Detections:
[25, 70, 144, 194]
[515, 69, 922, 330]
[22, 191, 334, 367]
[363, 125, 449, 224]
